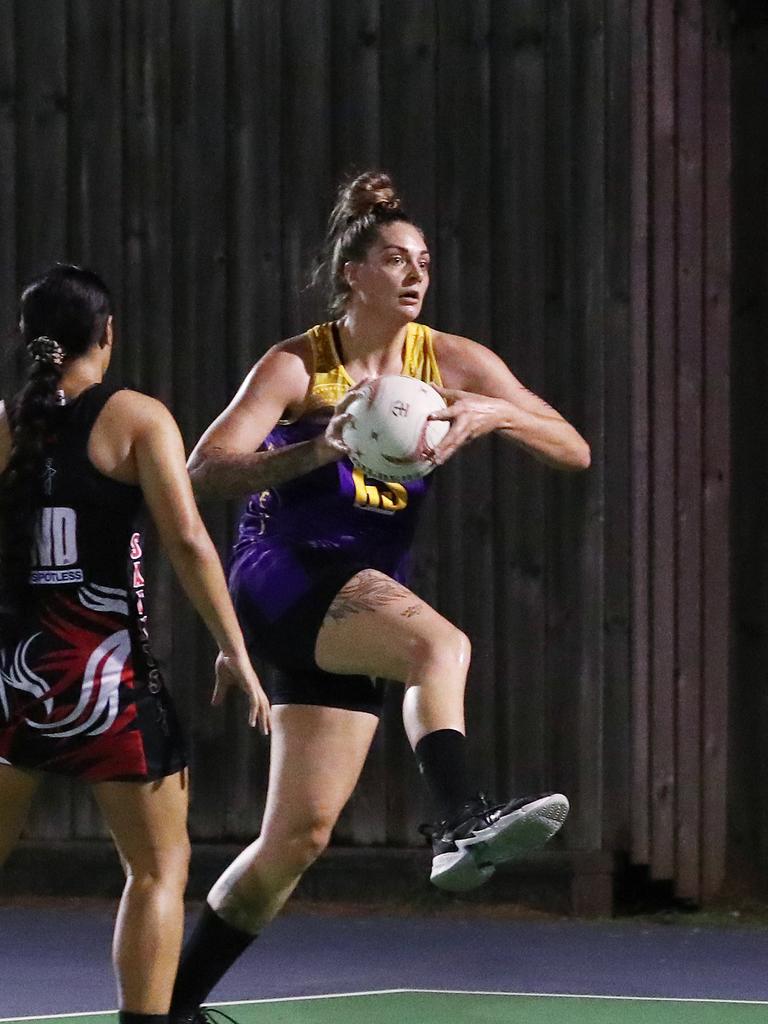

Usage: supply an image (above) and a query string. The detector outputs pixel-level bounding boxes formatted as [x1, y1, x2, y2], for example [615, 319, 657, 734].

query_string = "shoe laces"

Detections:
[205, 1011, 242, 1024]
[419, 791, 495, 841]
[178, 1008, 242, 1024]
[466, 792, 496, 828]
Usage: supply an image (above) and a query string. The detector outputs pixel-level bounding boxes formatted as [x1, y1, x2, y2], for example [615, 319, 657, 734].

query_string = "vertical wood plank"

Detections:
[123, 0, 174, 400]
[601, 0, 632, 852]
[67, 0, 124, 363]
[379, 0, 438, 320]
[281, 0, 332, 337]
[630, 0, 652, 868]
[674, 0, 704, 901]
[14, 0, 68, 279]
[228, 0, 283, 384]
[490, 0, 550, 804]
[553, 0, 606, 850]
[169, 0, 230, 840]
[330, 0, 380, 177]
[227, 0, 282, 379]
[701, 0, 731, 899]
[729, 3, 767, 886]
[649, 0, 677, 881]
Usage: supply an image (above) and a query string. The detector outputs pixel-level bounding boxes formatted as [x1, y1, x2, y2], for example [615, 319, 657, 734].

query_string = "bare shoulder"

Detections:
[188, 332, 316, 457]
[243, 333, 312, 388]
[231, 332, 312, 414]
[431, 330, 510, 390]
[103, 388, 171, 420]
[99, 389, 178, 439]
[275, 331, 313, 363]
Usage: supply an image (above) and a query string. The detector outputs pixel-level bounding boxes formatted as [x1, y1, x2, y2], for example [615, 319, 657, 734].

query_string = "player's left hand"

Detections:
[426, 387, 509, 465]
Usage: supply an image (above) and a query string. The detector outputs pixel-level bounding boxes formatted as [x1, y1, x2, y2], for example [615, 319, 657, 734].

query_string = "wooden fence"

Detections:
[0, 0, 737, 905]
[629, 0, 731, 902]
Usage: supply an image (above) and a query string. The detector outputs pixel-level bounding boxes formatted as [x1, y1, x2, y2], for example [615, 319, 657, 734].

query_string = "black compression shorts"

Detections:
[231, 560, 386, 718]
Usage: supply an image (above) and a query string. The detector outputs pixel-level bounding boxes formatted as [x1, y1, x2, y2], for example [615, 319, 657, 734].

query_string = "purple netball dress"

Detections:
[229, 321, 442, 715]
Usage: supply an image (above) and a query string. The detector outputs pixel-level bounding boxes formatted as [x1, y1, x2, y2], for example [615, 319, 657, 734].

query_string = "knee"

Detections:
[255, 813, 333, 878]
[282, 819, 333, 872]
[123, 836, 190, 894]
[406, 624, 471, 683]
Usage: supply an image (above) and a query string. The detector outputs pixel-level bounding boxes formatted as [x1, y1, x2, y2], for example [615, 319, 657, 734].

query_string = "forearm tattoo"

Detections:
[326, 571, 423, 622]
[190, 441, 334, 501]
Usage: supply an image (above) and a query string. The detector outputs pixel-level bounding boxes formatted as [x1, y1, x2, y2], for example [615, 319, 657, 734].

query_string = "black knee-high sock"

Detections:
[119, 1014, 167, 1024]
[414, 728, 477, 821]
[170, 903, 257, 1017]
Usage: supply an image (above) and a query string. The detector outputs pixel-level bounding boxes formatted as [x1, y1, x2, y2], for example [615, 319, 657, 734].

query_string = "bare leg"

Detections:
[93, 771, 190, 1014]
[316, 570, 568, 892]
[314, 569, 471, 747]
[0, 765, 41, 868]
[207, 569, 469, 937]
[208, 704, 378, 933]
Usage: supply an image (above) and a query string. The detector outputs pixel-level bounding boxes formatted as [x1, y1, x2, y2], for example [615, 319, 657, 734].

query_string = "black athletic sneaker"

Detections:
[420, 792, 570, 893]
[172, 1009, 240, 1024]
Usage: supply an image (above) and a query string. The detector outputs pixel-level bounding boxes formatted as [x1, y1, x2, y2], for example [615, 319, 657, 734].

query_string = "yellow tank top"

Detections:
[299, 321, 442, 414]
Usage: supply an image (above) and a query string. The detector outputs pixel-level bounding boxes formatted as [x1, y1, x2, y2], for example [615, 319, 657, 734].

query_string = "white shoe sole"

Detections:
[429, 793, 570, 893]
[465, 793, 570, 867]
[430, 848, 494, 892]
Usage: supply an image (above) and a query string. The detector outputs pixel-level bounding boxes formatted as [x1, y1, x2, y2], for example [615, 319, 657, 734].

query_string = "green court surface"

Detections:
[5, 991, 768, 1024]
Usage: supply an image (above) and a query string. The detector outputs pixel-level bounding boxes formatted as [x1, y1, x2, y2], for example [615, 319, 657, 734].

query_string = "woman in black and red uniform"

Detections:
[0, 265, 270, 1024]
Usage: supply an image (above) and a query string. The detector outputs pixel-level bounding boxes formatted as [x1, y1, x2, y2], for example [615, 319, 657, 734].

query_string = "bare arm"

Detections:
[131, 399, 270, 731]
[432, 334, 591, 471]
[187, 341, 342, 501]
[191, 438, 340, 501]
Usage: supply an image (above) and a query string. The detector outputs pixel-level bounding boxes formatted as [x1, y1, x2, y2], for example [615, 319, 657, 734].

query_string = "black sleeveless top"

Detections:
[0, 382, 186, 782]
[28, 382, 143, 592]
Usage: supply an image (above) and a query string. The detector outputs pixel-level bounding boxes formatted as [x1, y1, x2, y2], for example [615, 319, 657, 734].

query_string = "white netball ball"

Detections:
[340, 375, 449, 483]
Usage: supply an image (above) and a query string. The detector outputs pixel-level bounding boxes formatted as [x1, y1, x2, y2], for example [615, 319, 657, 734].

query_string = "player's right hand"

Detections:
[212, 650, 271, 735]
[324, 380, 369, 455]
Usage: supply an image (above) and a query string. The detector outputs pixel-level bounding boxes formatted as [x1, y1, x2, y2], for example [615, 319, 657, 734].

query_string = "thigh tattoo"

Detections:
[326, 572, 422, 622]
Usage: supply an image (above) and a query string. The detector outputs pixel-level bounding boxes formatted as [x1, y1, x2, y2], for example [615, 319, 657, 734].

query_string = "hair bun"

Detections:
[330, 171, 402, 235]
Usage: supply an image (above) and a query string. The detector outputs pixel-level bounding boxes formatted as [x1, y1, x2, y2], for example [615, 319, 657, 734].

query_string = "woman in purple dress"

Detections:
[170, 172, 590, 1019]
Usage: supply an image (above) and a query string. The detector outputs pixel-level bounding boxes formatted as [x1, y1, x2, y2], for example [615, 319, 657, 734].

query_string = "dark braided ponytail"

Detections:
[0, 265, 111, 640]
[313, 171, 421, 317]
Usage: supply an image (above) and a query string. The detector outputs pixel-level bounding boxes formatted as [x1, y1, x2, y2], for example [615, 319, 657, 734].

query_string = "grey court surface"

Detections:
[2, 900, 768, 1017]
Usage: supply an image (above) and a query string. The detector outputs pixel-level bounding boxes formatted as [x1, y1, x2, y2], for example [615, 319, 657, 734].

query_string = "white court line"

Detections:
[3, 987, 768, 1022]
[407, 988, 768, 1005]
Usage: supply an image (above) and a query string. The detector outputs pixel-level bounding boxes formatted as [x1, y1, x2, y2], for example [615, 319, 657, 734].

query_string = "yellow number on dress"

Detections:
[352, 467, 408, 512]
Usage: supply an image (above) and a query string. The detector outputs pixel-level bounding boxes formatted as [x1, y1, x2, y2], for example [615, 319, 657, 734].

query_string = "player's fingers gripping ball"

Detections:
[340, 374, 450, 482]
